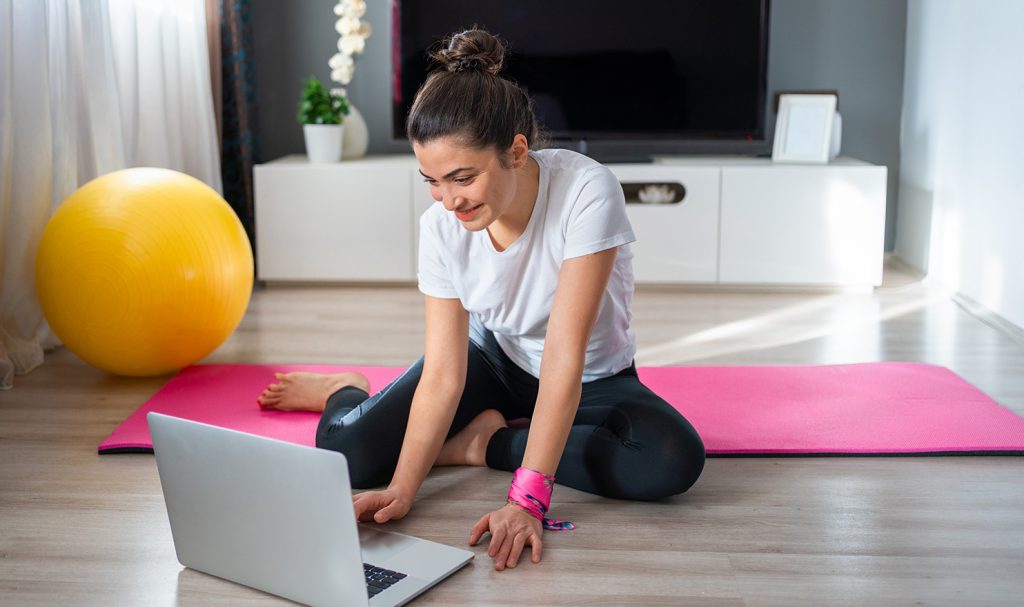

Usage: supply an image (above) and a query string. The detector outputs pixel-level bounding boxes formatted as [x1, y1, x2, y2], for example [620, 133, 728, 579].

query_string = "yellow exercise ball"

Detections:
[35, 167, 254, 377]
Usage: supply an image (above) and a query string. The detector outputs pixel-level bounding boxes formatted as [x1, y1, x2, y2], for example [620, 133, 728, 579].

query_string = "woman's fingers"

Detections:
[352, 494, 370, 519]
[470, 509, 544, 571]
[352, 492, 385, 522]
[487, 526, 507, 558]
[468, 514, 490, 546]
[352, 491, 368, 511]
[374, 503, 393, 523]
[381, 495, 411, 522]
[491, 524, 520, 569]
[494, 531, 515, 571]
[507, 532, 527, 568]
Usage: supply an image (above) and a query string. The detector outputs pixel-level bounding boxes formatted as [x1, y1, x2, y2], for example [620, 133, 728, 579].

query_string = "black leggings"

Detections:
[315, 331, 705, 500]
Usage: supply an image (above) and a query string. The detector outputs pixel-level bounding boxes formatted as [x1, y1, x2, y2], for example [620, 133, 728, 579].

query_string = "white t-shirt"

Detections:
[417, 148, 636, 382]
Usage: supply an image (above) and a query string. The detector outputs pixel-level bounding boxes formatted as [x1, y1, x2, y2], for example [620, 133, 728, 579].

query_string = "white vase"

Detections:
[342, 104, 369, 159]
[303, 124, 344, 162]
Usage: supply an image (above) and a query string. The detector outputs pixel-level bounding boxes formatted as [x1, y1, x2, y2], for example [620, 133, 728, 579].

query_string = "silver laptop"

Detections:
[147, 412, 474, 607]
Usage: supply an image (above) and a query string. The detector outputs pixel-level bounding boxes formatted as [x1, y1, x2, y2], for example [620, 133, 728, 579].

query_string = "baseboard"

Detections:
[951, 292, 1024, 348]
[885, 253, 1024, 346]
[884, 252, 925, 277]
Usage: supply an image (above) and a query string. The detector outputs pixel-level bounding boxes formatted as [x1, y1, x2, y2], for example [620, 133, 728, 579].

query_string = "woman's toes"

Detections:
[257, 391, 281, 407]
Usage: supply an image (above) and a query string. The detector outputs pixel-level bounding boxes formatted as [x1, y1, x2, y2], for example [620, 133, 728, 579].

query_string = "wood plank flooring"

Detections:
[2, 260, 1023, 606]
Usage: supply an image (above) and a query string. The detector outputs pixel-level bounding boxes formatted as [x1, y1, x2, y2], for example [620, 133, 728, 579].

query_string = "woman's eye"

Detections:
[455, 177, 473, 185]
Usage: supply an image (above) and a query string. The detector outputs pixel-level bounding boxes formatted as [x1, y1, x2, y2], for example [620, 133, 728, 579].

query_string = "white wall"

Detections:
[897, 0, 1024, 330]
[768, 0, 906, 251]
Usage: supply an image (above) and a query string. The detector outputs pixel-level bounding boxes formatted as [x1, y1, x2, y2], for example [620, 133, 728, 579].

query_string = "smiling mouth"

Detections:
[455, 204, 483, 219]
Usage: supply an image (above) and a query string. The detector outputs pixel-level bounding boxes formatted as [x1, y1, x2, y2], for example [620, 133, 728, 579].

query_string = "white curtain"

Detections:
[0, 0, 221, 389]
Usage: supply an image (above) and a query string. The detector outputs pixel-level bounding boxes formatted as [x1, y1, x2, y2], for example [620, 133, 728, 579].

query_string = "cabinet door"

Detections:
[255, 163, 414, 281]
[719, 165, 887, 285]
[609, 165, 720, 283]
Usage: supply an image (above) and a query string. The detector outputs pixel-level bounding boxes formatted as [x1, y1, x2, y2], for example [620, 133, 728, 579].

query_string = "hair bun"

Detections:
[432, 29, 505, 75]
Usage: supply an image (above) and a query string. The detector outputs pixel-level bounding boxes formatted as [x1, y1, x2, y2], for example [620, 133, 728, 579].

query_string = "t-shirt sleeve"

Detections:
[562, 166, 636, 260]
[417, 211, 459, 299]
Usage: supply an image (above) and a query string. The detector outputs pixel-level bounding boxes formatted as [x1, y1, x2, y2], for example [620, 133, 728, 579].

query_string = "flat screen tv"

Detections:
[392, 0, 771, 159]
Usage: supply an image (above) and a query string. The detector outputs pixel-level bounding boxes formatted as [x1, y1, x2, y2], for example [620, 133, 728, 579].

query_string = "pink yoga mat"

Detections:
[98, 362, 1024, 455]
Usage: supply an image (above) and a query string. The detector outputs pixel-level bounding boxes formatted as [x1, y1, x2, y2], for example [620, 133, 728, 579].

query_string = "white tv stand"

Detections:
[254, 154, 886, 286]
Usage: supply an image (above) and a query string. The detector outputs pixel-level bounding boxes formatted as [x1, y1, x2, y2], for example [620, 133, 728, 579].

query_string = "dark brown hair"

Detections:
[406, 29, 544, 159]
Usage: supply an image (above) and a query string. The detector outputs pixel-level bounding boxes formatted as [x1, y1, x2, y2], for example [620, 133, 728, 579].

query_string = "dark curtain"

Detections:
[219, 0, 260, 258]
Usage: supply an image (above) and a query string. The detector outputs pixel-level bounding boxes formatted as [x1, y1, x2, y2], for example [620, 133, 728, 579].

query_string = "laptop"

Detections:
[147, 412, 474, 606]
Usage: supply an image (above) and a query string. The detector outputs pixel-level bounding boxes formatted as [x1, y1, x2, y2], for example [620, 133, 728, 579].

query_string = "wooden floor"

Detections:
[2, 260, 1023, 606]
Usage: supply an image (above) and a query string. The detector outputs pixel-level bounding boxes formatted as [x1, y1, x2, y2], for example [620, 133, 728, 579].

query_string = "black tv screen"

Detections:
[392, 0, 770, 147]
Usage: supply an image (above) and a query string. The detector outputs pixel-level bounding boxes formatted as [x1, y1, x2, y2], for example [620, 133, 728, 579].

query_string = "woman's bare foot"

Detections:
[435, 409, 507, 467]
[257, 371, 371, 412]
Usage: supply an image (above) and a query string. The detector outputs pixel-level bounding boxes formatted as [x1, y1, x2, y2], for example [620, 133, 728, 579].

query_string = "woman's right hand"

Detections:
[351, 487, 413, 524]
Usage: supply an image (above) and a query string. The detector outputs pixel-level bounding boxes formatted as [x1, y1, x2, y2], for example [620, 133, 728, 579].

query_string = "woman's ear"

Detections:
[509, 134, 530, 169]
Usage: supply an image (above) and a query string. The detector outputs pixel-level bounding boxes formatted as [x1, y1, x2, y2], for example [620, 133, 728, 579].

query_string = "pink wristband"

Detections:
[506, 467, 575, 531]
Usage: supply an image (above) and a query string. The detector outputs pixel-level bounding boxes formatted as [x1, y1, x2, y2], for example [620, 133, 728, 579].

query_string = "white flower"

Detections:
[333, 1, 364, 17]
[332, 52, 354, 70]
[331, 64, 355, 85]
[328, 2, 371, 85]
[335, 16, 360, 35]
[339, 34, 365, 56]
[330, 87, 348, 98]
[343, 0, 367, 18]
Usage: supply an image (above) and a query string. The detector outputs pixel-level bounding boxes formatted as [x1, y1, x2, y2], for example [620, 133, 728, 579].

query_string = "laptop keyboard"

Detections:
[364, 563, 407, 598]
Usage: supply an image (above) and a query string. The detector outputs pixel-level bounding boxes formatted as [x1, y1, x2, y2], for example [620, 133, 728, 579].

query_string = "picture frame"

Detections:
[771, 93, 838, 164]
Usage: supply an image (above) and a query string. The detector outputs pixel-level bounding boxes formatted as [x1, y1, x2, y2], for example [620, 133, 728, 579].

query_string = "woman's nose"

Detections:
[441, 191, 462, 211]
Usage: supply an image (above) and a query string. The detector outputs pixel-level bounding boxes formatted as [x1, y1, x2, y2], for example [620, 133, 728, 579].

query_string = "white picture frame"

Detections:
[771, 94, 837, 164]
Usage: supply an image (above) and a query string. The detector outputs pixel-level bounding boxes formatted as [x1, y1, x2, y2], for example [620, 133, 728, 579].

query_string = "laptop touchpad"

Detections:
[358, 525, 419, 562]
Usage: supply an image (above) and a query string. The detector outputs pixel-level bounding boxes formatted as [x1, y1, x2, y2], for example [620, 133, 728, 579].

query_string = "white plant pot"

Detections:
[303, 124, 344, 163]
[342, 104, 369, 159]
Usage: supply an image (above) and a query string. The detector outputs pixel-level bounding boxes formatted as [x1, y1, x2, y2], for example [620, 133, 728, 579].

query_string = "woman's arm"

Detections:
[388, 295, 471, 499]
[470, 247, 618, 570]
[355, 295, 469, 524]
[521, 246, 618, 474]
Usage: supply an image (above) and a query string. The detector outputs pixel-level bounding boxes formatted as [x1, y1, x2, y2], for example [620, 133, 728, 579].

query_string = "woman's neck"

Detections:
[488, 155, 540, 251]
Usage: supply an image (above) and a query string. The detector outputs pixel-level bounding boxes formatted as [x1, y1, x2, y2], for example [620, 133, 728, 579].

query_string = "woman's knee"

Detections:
[594, 409, 706, 500]
[629, 438, 704, 499]
[315, 424, 395, 489]
[654, 425, 706, 497]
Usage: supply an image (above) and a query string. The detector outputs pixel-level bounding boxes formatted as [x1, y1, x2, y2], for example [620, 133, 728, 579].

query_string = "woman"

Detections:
[258, 29, 705, 572]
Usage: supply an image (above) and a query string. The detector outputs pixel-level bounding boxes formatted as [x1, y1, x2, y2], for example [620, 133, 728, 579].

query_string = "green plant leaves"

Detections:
[296, 76, 349, 125]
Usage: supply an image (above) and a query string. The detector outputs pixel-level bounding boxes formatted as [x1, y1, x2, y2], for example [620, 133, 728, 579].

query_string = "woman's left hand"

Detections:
[468, 503, 543, 571]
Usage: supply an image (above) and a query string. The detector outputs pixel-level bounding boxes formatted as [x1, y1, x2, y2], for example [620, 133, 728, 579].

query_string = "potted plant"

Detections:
[297, 76, 350, 162]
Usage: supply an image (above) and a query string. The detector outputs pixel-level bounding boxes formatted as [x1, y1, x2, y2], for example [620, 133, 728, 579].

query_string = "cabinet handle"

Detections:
[620, 182, 686, 205]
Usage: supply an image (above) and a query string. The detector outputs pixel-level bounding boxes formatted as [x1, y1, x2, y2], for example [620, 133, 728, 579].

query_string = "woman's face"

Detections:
[413, 136, 520, 232]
